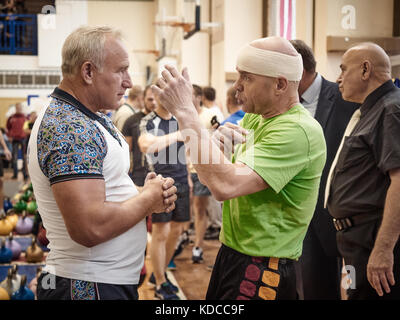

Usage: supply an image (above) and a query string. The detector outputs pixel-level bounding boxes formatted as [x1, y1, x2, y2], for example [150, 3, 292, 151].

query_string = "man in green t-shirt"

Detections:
[152, 36, 327, 300]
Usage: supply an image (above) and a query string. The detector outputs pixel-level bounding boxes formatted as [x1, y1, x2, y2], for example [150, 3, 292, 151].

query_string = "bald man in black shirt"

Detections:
[327, 43, 400, 299]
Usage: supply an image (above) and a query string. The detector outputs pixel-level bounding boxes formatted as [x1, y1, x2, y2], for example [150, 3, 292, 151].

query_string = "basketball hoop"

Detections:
[132, 49, 160, 57]
[153, 21, 195, 33]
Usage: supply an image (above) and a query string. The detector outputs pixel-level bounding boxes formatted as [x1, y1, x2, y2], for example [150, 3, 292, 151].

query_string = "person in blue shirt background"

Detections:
[221, 86, 245, 126]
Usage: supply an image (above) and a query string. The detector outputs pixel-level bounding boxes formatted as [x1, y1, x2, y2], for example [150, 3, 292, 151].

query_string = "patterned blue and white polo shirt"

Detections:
[27, 87, 147, 285]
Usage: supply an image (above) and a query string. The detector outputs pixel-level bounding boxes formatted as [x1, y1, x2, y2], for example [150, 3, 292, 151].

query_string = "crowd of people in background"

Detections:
[0, 103, 36, 179]
[113, 83, 244, 300]
[0, 102, 36, 218]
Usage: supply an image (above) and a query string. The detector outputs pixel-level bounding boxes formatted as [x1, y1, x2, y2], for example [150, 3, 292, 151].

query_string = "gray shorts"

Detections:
[191, 173, 211, 197]
[152, 182, 190, 223]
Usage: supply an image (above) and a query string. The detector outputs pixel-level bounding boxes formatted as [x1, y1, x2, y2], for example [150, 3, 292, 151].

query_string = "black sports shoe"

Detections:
[148, 272, 178, 293]
[173, 230, 190, 259]
[155, 282, 180, 300]
[204, 227, 221, 240]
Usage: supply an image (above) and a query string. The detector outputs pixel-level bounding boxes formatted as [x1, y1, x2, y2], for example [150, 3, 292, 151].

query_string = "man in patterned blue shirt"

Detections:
[27, 26, 178, 300]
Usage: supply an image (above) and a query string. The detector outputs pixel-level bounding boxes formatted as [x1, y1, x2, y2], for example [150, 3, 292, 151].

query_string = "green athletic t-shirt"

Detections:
[220, 105, 326, 260]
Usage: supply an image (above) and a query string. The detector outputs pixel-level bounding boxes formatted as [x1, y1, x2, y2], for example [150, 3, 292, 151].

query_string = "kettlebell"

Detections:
[11, 265, 22, 284]
[12, 193, 21, 204]
[0, 287, 10, 300]
[28, 267, 42, 298]
[26, 201, 38, 215]
[5, 233, 22, 260]
[11, 275, 35, 300]
[25, 236, 44, 263]
[21, 190, 33, 202]
[5, 209, 18, 229]
[0, 266, 21, 296]
[15, 212, 33, 235]
[13, 200, 26, 213]
[0, 212, 13, 236]
[3, 197, 13, 213]
[0, 238, 12, 263]
[21, 183, 33, 193]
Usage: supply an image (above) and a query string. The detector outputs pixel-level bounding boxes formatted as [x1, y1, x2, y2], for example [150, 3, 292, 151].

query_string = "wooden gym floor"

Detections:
[138, 235, 221, 300]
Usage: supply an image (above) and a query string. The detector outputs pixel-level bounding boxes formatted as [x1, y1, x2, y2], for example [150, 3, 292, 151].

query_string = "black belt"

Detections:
[333, 213, 382, 232]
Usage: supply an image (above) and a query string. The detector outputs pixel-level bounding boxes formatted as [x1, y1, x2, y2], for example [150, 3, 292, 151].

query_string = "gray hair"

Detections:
[61, 26, 122, 76]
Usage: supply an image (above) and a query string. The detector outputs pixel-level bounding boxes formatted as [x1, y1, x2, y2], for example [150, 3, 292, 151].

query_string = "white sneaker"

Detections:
[192, 246, 204, 263]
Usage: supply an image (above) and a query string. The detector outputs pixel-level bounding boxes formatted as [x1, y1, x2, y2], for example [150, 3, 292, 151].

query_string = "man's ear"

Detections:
[276, 77, 288, 94]
[81, 61, 95, 84]
[361, 60, 372, 80]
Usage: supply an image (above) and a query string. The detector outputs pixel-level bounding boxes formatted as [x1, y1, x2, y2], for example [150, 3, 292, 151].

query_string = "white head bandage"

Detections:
[236, 44, 303, 81]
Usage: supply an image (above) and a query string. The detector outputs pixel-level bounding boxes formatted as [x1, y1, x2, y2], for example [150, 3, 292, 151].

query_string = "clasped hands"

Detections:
[143, 172, 177, 214]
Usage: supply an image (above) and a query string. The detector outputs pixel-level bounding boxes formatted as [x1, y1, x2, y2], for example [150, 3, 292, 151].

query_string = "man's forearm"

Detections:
[373, 176, 400, 251]
[139, 131, 181, 153]
[176, 110, 238, 198]
[52, 181, 153, 248]
[0, 133, 9, 151]
[93, 193, 154, 243]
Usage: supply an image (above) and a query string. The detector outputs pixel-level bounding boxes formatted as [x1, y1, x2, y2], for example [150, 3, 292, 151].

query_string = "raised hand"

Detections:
[152, 65, 195, 118]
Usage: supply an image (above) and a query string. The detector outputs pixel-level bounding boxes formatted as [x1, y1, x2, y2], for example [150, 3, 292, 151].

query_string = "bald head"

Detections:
[250, 36, 300, 57]
[337, 42, 392, 103]
[346, 42, 391, 80]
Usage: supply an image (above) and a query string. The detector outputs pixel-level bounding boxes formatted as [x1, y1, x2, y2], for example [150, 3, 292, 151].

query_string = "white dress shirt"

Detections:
[301, 73, 322, 117]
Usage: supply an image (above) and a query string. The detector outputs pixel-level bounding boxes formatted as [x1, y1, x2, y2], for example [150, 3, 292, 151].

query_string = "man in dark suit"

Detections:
[290, 40, 359, 299]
